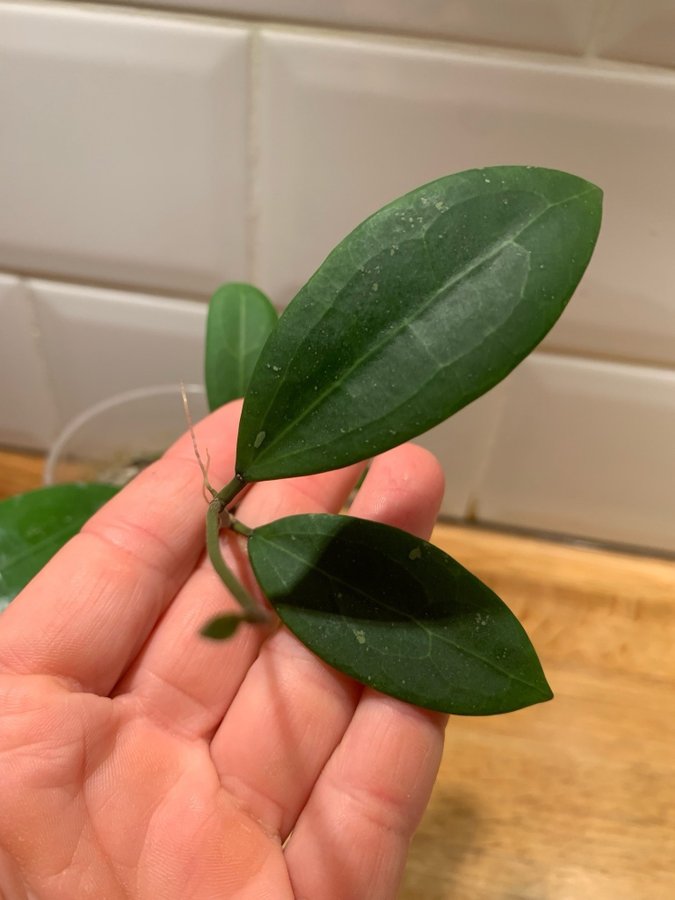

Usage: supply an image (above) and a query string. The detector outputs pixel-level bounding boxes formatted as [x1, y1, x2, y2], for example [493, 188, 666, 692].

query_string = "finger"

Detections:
[0, 401, 244, 695]
[115, 462, 364, 738]
[348, 442, 445, 534]
[285, 693, 446, 900]
[209, 444, 445, 840]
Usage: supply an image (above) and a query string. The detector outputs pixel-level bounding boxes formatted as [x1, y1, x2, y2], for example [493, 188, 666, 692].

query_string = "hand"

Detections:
[0, 401, 446, 900]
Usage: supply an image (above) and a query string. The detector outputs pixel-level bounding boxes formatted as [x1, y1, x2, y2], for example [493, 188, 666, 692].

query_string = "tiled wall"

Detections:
[1, 0, 674, 552]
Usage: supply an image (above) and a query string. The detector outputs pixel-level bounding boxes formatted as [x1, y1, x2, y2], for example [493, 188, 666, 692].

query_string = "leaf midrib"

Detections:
[255, 241, 530, 471]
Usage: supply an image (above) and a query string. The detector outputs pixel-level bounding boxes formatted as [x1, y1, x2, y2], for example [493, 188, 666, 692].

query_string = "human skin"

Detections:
[0, 400, 447, 900]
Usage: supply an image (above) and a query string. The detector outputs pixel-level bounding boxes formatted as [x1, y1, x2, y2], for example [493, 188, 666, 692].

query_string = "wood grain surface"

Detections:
[0, 448, 43, 499]
[1, 449, 674, 898]
[401, 525, 675, 899]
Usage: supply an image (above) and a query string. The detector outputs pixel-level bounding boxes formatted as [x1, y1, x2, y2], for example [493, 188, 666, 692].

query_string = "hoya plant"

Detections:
[0, 166, 602, 716]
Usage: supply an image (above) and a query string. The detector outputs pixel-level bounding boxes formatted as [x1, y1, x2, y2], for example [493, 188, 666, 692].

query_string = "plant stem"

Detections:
[215, 473, 247, 507]
[205, 498, 267, 623]
[205, 473, 268, 624]
[229, 518, 254, 537]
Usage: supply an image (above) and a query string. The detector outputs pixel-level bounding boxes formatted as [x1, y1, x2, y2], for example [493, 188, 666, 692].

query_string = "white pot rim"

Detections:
[43, 383, 205, 485]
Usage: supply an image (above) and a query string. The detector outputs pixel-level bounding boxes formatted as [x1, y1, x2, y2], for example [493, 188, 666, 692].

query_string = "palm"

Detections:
[1, 678, 292, 898]
[0, 403, 446, 900]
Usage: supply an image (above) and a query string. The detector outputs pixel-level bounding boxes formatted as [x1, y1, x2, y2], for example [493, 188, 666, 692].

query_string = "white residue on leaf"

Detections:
[254, 431, 266, 448]
[408, 547, 422, 560]
[434, 201, 447, 212]
[372, 283, 379, 292]
[475, 612, 489, 626]
[353, 629, 366, 645]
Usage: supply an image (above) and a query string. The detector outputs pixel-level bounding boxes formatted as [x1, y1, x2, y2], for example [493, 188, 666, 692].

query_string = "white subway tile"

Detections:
[256, 30, 675, 369]
[475, 353, 675, 553]
[100, 0, 597, 55]
[0, 274, 58, 449]
[594, 1, 675, 69]
[0, 3, 249, 295]
[30, 281, 206, 427]
[415, 381, 509, 518]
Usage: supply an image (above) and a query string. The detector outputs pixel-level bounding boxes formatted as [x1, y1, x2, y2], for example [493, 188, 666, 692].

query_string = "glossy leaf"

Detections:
[205, 282, 278, 411]
[236, 166, 602, 481]
[0, 483, 118, 610]
[249, 514, 553, 715]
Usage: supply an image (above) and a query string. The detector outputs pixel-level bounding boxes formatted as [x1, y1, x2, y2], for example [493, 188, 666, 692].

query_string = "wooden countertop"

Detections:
[2, 450, 674, 898]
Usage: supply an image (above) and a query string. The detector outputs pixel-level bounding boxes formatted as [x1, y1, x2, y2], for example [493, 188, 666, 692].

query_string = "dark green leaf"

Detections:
[0, 483, 118, 610]
[249, 514, 553, 715]
[205, 282, 278, 411]
[200, 613, 243, 640]
[237, 166, 602, 481]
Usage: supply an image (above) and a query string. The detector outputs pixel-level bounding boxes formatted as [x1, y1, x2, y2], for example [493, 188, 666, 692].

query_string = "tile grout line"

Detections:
[21, 280, 63, 442]
[32, 0, 675, 78]
[583, 0, 616, 61]
[462, 384, 512, 523]
[246, 25, 262, 288]
[0, 267, 207, 304]
[4, 266, 675, 377]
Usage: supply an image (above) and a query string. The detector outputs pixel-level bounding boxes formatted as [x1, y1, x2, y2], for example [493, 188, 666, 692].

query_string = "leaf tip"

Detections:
[521, 669, 554, 710]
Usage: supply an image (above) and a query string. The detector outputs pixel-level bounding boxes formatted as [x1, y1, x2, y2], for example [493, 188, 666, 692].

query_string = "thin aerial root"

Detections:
[180, 382, 217, 501]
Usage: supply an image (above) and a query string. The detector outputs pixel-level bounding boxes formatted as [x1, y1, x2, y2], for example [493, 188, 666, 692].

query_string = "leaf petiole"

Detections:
[205, 476, 269, 625]
[228, 518, 254, 538]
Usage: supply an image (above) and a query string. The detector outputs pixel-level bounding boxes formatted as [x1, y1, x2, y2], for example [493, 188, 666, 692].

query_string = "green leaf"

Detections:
[0, 483, 118, 610]
[205, 282, 278, 411]
[200, 613, 243, 640]
[249, 514, 553, 715]
[236, 166, 602, 481]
